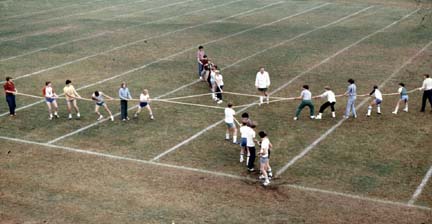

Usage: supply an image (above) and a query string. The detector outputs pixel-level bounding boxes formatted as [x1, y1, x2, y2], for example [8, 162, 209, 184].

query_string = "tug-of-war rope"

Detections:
[12, 88, 419, 110]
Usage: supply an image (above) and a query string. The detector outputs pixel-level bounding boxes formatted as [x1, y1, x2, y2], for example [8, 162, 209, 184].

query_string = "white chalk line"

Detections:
[151, 6, 395, 162]
[0, 0, 286, 84]
[44, 3, 330, 144]
[275, 37, 431, 178]
[112, 0, 194, 18]
[0, 1, 321, 119]
[0, 0, 244, 62]
[0, 135, 430, 211]
[409, 156, 432, 204]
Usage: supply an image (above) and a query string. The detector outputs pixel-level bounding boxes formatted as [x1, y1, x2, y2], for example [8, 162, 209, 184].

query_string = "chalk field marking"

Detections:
[0, 0, 106, 21]
[0, 0, 245, 62]
[45, 3, 331, 144]
[275, 39, 432, 178]
[151, 7, 415, 162]
[0, 2, 324, 118]
[409, 163, 432, 204]
[0, 27, 73, 43]
[1, 1, 287, 84]
[0, 135, 430, 211]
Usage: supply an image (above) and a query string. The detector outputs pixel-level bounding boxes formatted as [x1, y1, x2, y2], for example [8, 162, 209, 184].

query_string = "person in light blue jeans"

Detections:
[344, 78, 357, 118]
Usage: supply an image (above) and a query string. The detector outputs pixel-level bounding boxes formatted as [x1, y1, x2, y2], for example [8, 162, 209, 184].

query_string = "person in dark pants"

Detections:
[419, 74, 432, 112]
[3, 77, 17, 116]
[118, 81, 132, 121]
[245, 123, 257, 172]
[197, 46, 205, 79]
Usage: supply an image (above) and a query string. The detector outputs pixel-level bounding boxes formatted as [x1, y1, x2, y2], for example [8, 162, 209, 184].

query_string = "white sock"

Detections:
[49, 113, 53, 118]
[77, 112, 81, 117]
[394, 106, 399, 112]
[332, 112, 336, 118]
[233, 136, 237, 143]
[404, 105, 408, 111]
[225, 133, 229, 139]
[367, 106, 372, 116]
[266, 95, 269, 102]
[54, 112, 58, 115]
[377, 105, 381, 113]
[260, 96, 263, 103]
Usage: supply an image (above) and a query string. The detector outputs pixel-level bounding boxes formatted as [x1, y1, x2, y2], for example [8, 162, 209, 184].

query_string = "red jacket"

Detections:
[3, 81, 15, 95]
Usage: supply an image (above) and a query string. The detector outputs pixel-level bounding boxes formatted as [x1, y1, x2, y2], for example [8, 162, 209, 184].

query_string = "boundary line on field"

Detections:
[0, 0, 245, 62]
[0, 135, 430, 211]
[0, 2, 325, 118]
[0, 0, 288, 84]
[150, 8, 419, 162]
[0, 0, 106, 21]
[275, 39, 432, 177]
[409, 164, 432, 205]
[47, 3, 369, 145]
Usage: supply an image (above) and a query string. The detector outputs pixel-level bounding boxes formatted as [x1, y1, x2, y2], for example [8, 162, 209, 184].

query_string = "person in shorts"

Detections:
[366, 85, 382, 117]
[42, 81, 59, 120]
[392, 82, 409, 114]
[92, 91, 114, 121]
[134, 89, 154, 120]
[63, 79, 81, 120]
[258, 131, 272, 186]
[224, 103, 237, 144]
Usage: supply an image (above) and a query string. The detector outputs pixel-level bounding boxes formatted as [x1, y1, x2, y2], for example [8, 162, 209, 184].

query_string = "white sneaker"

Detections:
[68, 114, 72, 120]
[97, 115, 103, 121]
[403, 108, 408, 112]
[310, 116, 315, 119]
[315, 115, 322, 120]
[259, 175, 266, 180]
[392, 111, 397, 115]
[217, 100, 223, 104]
[54, 113, 59, 118]
[77, 113, 81, 118]
[110, 116, 114, 121]
[293, 117, 298, 121]
[263, 180, 270, 186]
[240, 157, 244, 163]
[49, 116, 53, 120]
[150, 115, 154, 120]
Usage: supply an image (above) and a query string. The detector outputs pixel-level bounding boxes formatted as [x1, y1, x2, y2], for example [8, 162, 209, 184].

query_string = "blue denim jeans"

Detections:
[345, 96, 357, 117]
[6, 94, 16, 115]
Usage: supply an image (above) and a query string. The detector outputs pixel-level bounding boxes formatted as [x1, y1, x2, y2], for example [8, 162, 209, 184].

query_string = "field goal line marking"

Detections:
[0, 0, 289, 85]
[0, 0, 247, 63]
[46, 3, 370, 145]
[150, 8, 418, 162]
[409, 162, 432, 204]
[0, 135, 430, 211]
[275, 39, 432, 177]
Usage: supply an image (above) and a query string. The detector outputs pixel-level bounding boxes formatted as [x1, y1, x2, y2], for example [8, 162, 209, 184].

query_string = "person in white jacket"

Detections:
[255, 67, 270, 105]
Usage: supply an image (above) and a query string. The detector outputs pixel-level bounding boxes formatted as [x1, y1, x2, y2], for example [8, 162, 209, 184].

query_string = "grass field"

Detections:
[1, 0, 432, 223]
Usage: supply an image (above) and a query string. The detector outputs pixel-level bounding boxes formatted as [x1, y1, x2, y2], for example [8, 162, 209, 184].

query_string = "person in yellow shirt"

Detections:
[63, 79, 81, 120]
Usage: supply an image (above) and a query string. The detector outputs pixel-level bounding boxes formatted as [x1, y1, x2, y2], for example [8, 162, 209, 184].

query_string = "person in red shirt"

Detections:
[3, 77, 17, 116]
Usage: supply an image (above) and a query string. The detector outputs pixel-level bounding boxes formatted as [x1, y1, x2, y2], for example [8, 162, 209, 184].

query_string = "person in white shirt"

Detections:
[418, 74, 432, 112]
[42, 81, 59, 120]
[244, 122, 257, 172]
[134, 89, 154, 120]
[92, 91, 114, 121]
[239, 121, 249, 163]
[255, 67, 270, 105]
[224, 103, 237, 144]
[258, 131, 272, 186]
[294, 85, 315, 120]
[392, 82, 409, 114]
[366, 85, 383, 117]
[215, 70, 224, 104]
[313, 86, 336, 119]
